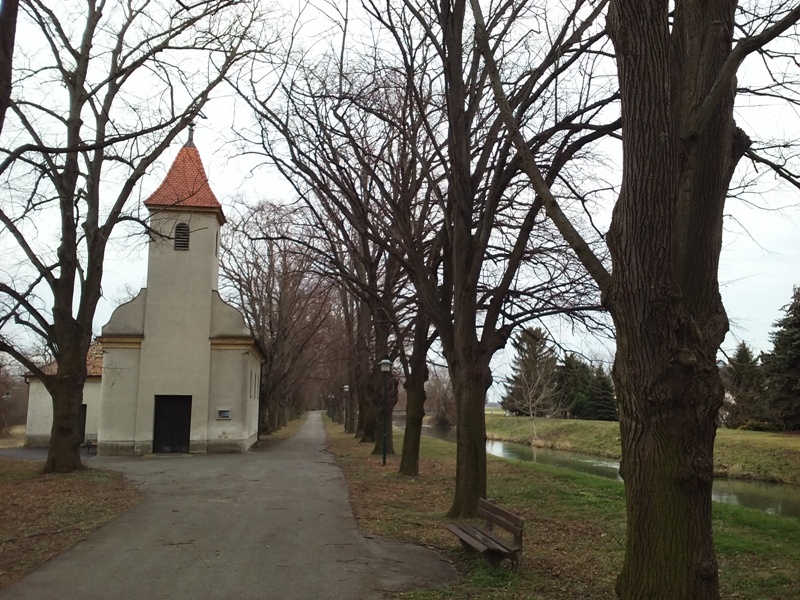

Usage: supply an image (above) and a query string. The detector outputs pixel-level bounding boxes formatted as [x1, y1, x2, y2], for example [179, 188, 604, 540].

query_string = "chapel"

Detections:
[26, 132, 264, 454]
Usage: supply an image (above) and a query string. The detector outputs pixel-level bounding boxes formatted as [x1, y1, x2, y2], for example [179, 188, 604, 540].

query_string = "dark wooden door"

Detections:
[153, 395, 192, 453]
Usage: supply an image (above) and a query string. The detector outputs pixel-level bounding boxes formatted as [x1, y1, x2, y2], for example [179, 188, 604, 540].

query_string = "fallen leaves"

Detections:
[0, 458, 141, 589]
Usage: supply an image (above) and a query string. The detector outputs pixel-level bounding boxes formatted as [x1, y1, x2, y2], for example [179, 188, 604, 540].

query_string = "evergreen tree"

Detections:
[501, 328, 558, 416]
[583, 365, 618, 421]
[555, 353, 593, 418]
[721, 341, 767, 429]
[762, 287, 800, 431]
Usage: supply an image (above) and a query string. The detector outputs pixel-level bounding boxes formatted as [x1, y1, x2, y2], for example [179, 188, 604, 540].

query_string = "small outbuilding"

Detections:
[24, 345, 104, 448]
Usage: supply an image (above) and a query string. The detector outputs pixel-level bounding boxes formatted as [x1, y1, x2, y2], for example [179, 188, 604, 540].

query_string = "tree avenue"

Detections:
[233, 0, 609, 509]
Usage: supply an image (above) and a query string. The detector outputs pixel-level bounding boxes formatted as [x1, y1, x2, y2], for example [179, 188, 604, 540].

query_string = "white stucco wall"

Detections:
[245, 352, 261, 441]
[135, 210, 220, 453]
[210, 292, 251, 337]
[97, 345, 142, 453]
[102, 291, 146, 335]
[24, 379, 51, 446]
[206, 345, 261, 452]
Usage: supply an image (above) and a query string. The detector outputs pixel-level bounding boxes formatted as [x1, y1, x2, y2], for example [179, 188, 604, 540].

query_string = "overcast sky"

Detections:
[96, 111, 800, 376]
[6, 1, 798, 388]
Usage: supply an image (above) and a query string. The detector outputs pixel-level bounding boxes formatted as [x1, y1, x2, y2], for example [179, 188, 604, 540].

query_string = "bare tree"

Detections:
[233, 44, 444, 470]
[234, 1, 613, 509]
[220, 201, 335, 433]
[346, 0, 613, 517]
[426, 365, 457, 428]
[470, 0, 800, 597]
[0, 0, 273, 472]
[0, 0, 18, 135]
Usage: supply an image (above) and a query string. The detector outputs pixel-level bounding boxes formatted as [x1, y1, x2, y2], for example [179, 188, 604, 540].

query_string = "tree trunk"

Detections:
[399, 371, 425, 476]
[346, 389, 358, 434]
[355, 298, 373, 441]
[269, 406, 280, 433]
[0, 0, 18, 136]
[43, 376, 85, 473]
[612, 312, 724, 599]
[607, 2, 747, 597]
[359, 380, 376, 443]
[446, 348, 491, 518]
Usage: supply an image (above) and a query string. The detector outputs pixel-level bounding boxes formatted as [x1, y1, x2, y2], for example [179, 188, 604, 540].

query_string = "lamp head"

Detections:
[380, 358, 391, 372]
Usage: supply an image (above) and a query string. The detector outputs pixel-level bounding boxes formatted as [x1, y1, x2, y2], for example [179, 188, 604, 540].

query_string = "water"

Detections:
[396, 418, 800, 519]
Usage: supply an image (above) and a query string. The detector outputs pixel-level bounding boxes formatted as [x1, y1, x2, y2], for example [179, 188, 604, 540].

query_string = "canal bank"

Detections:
[482, 413, 800, 485]
[394, 415, 800, 519]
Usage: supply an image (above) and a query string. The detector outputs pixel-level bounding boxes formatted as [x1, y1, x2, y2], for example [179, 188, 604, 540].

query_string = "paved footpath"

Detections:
[2, 412, 456, 599]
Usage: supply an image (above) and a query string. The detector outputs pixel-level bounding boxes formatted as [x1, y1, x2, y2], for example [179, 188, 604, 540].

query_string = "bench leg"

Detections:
[484, 550, 521, 572]
[459, 539, 477, 554]
[484, 551, 505, 569]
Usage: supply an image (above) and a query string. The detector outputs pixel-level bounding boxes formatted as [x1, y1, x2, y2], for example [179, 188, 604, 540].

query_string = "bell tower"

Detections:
[143, 126, 226, 298]
[133, 130, 227, 453]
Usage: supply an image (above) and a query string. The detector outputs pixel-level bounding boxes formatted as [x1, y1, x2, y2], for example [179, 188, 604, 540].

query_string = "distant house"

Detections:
[26, 133, 265, 454]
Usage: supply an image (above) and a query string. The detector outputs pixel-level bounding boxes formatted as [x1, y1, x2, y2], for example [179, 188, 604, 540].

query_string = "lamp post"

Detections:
[342, 385, 349, 433]
[379, 358, 391, 465]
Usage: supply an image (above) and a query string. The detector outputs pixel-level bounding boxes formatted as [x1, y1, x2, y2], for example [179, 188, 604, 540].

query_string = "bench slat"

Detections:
[478, 510, 524, 540]
[445, 523, 490, 553]
[479, 498, 524, 528]
[460, 524, 518, 553]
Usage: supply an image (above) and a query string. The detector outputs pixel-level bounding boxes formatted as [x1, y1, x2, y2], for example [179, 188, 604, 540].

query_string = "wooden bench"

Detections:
[445, 498, 524, 571]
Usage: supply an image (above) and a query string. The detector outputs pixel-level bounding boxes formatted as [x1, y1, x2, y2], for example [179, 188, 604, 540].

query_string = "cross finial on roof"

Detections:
[187, 121, 196, 148]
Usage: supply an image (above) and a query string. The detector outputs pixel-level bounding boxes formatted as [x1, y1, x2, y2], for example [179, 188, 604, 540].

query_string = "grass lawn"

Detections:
[485, 414, 800, 484]
[0, 458, 141, 590]
[325, 419, 800, 600]
[0, 425, 26, 449]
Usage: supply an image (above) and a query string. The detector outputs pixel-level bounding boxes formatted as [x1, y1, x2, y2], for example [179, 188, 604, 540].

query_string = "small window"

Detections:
[174, 223, 190, 251]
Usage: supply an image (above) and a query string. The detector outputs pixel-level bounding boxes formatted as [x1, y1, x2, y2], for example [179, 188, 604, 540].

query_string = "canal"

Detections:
[395, 418, 800, 519]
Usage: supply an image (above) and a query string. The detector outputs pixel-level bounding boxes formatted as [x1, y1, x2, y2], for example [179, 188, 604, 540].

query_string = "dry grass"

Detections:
[325, 419, 622, 599]
[325, 418, 800, 600]
[0, 458, 141, 590]
[0, 425, 26, 449]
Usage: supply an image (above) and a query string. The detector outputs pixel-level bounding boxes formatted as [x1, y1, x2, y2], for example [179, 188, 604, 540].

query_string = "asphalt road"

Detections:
[2, 412, 456, 599]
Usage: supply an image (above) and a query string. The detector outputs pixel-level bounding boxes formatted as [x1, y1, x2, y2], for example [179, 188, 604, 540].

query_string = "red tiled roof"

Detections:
[86, 344, 103, 377]
[36, 343, 104, 378]
[144, 142, 225, 222]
